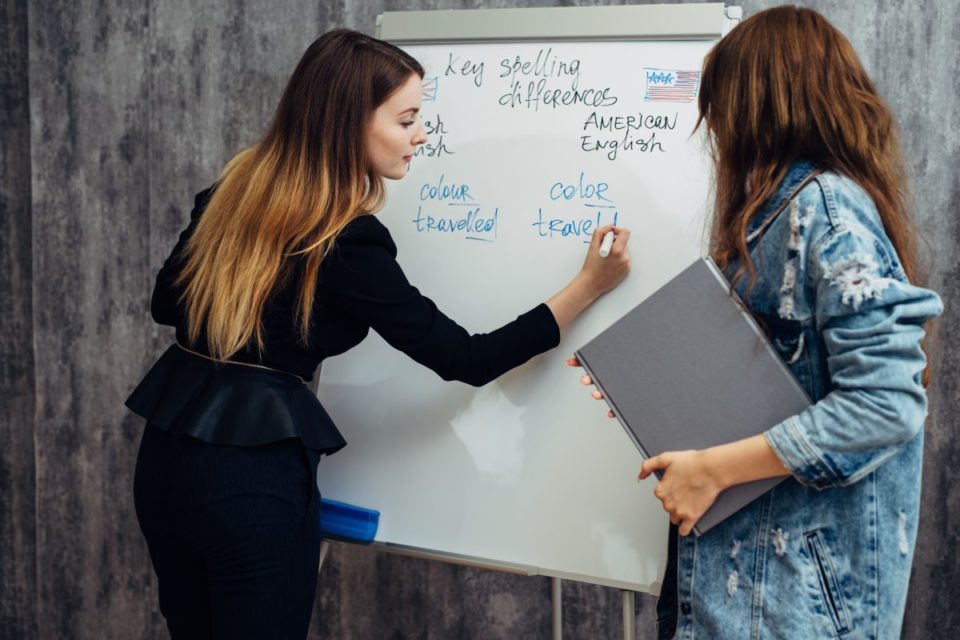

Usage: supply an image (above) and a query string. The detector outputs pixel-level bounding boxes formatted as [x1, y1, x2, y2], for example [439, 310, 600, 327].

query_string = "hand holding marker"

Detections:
[583, 225, 630, 294]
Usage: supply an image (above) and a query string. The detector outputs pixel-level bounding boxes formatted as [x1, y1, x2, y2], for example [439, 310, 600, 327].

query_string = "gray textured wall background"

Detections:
[1, 0, 956, 638]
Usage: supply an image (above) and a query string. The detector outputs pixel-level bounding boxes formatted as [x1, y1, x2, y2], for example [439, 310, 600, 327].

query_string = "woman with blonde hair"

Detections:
[127, 29, 630, 639]
[573, 6, 940, 639]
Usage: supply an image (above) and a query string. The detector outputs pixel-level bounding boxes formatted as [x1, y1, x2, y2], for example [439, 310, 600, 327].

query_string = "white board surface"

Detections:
[317, 11, 729, 593]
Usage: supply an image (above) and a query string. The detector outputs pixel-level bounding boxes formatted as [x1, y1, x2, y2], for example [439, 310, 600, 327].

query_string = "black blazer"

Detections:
[127, 188, 560, 452]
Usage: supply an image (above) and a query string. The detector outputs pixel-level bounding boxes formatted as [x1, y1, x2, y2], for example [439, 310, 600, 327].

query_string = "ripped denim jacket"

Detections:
[670, 161, 944, 640]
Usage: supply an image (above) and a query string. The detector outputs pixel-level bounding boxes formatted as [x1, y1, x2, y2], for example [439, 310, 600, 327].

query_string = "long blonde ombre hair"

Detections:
[176, 30, 423, 360]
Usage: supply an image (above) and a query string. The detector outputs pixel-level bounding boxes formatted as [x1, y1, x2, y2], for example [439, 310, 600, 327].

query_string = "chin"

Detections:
[383, 166, 409, 180]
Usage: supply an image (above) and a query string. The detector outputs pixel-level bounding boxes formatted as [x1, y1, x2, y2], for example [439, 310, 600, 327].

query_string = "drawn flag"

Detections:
[422, 76, 439, 102]
[643, 68, 701, 103]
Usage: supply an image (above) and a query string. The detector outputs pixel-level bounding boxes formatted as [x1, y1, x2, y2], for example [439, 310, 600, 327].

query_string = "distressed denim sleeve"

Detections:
[764, 226, 943, 489]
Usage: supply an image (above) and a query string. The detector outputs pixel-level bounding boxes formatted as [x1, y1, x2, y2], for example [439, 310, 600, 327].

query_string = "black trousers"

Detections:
[134, 423, 322, 639]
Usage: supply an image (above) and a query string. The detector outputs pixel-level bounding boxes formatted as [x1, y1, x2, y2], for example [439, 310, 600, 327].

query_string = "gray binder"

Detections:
[575, 258, 810, 535]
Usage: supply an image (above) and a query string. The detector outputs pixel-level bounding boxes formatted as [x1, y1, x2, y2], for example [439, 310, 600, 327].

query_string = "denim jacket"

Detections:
[671, 161, 944, 639]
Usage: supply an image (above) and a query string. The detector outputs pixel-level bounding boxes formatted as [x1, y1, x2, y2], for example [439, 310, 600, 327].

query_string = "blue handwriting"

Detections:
[549, 172, 612, 203]
[531, 208, 618, 242]
[413, 206, 498, 242]
[419, 174, 474, 202]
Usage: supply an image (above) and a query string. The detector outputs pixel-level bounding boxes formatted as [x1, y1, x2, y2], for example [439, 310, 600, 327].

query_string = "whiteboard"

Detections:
[316, 5, 736, 593]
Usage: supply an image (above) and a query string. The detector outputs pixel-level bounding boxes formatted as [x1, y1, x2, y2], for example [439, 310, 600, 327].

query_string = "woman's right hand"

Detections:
[579, 225, 631, 295]
[545, 225, 632, 332]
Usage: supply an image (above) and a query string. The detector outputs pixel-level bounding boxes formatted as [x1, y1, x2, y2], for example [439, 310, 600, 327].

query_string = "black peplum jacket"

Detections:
[126, 188, 561, 453]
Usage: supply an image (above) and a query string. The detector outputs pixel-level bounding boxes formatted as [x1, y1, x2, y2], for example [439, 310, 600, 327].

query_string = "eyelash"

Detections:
[401, 121, 416, 128]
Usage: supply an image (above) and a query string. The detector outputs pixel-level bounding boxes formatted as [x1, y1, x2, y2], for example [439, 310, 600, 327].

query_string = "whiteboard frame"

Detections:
[377, 3, 740, 43]
[329, 2, 741, 592]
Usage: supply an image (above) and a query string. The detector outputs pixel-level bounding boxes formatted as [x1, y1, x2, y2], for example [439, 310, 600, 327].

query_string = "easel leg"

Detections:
[317, 540, 331, 574]
[552, 577, 562, 640]
[622, 590, 636, 640]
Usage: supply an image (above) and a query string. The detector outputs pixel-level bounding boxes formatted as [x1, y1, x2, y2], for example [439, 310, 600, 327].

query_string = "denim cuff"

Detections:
[764, 415, 840, 489]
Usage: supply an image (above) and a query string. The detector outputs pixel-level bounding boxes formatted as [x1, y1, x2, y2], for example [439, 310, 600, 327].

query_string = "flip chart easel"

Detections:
[316, 4, 741, 636]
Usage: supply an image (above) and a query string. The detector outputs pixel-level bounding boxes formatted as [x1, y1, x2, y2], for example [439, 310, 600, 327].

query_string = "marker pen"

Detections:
[598, 230, 616, 258]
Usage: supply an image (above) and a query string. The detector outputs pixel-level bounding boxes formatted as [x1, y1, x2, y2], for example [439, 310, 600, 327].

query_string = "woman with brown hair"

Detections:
[573, 6, 941, 639]
[127, 30, 630, 639]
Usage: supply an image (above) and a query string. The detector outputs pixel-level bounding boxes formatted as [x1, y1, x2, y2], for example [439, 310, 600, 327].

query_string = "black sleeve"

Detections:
[324, 215, 561, 387]
[150, 187, 215, 326]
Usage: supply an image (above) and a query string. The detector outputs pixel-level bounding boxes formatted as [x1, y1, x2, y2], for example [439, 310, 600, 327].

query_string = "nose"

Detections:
[412, 119, 428, 146]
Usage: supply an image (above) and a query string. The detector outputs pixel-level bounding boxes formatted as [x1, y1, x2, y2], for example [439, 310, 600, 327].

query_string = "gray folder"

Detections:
[575, 258, 810, 535]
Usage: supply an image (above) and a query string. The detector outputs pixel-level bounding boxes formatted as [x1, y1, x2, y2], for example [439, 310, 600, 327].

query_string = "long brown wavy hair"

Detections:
[176, 30, 423, 360]
[697, 5, 935, 384]
[697, 6, 921, 291]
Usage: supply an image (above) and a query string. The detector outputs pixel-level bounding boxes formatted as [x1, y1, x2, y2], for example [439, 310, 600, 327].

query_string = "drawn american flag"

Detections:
[643, 68, 701, 103]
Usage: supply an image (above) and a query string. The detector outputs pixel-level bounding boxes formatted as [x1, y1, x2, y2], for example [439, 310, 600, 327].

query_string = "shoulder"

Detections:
[803, 172, 905, 280]
[811, 172, 885, 236]
[321, 214, 414, 296]
[335, 214, 397, 255]
[780, 171, 901, 278]
[324, 215, 400, 281]
[777, 172, 939, 324]
[787, 171, 881, 237]
[788, 170, 883, 233]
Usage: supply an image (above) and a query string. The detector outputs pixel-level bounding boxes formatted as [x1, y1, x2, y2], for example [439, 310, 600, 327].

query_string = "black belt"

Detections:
[175, 341, 309, 384]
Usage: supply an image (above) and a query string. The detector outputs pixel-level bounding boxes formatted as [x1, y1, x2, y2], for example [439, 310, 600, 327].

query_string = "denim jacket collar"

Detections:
[745, 160, 821, 241]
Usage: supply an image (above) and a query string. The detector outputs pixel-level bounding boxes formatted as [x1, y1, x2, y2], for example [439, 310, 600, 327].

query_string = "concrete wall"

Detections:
[2, 1, 956, 637]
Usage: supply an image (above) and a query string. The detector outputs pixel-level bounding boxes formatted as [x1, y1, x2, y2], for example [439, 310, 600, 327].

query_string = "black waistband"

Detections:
[174, 341, 310, 384]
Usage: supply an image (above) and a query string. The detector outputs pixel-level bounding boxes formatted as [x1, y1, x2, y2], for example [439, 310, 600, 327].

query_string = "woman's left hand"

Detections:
[639, 450, 725, 536]
[564, 355, 616, 419]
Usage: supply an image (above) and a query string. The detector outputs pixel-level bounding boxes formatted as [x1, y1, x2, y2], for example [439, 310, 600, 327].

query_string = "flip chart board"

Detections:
[316, 3, 740, 593]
